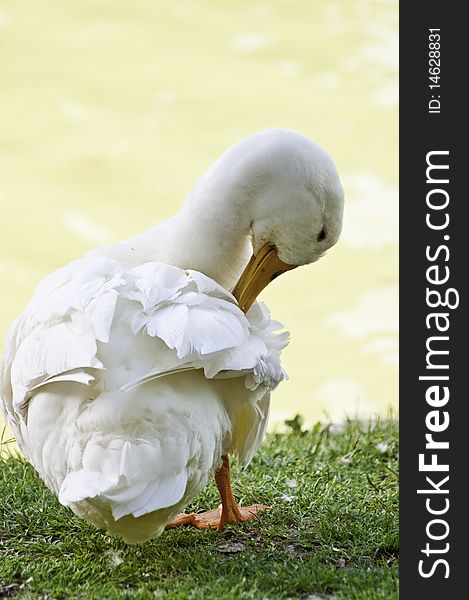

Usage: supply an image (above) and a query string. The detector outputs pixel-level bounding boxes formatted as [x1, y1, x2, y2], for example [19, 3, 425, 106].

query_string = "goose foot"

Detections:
[195, 503, 269, 530]
[165, 455, 269, 531]
[165, 504, 269, 531]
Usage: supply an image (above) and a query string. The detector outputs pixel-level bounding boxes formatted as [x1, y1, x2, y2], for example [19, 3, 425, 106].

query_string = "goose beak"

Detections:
[232, 244, 297, 313]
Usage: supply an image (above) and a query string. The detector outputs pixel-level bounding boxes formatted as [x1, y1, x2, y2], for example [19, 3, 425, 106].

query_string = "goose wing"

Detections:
[1, 257, 288, 452]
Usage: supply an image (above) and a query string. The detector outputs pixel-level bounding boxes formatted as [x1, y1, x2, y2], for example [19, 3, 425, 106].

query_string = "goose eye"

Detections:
[317, 228, 326, 242]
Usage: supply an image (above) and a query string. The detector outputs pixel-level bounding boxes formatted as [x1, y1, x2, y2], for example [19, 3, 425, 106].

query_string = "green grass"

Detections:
[0, 419, 398, 599]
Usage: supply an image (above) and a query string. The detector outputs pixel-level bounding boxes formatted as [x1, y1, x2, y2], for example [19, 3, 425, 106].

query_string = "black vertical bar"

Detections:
[400, 3, 466, 597]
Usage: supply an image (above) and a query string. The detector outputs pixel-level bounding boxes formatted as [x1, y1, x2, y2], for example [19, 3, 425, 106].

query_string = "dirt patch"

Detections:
[216, 541, 247, 554]
[0, 583, 21, 598]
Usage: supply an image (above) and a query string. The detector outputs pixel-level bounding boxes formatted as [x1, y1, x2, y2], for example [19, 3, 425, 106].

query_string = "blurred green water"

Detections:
[0, 0, 398, 445]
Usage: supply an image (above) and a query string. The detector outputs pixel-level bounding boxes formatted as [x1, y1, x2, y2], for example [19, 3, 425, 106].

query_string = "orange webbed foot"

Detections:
[165, 504, 269, 531]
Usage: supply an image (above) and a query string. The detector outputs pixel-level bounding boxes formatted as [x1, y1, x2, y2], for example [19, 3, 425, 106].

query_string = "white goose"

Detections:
[0, 129, 343, 544]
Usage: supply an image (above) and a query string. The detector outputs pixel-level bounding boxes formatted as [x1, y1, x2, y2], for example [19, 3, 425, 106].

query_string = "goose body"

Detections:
[0, 129, 344, 543]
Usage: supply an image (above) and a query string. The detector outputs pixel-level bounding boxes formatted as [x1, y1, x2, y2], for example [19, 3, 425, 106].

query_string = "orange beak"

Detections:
[232, 244, 297, 313]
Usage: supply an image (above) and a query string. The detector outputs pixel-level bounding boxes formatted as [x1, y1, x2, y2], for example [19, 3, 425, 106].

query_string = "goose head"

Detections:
[229, 129, 344, 311]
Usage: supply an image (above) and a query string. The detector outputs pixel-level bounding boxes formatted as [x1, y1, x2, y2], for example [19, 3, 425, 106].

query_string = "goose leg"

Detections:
[165, 455, 268, 531]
